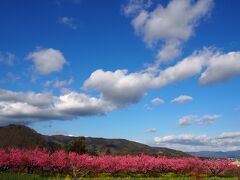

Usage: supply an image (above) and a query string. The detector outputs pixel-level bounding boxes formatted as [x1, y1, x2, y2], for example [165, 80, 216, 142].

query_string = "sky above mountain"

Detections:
[0, 0, 240, 152]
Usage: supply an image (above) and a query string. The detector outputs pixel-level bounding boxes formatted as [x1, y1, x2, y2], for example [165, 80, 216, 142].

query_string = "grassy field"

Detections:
[0, 173, 239, 180]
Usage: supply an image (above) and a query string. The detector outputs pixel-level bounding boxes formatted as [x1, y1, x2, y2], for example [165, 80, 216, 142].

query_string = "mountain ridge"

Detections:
[0, 124, 187, 157]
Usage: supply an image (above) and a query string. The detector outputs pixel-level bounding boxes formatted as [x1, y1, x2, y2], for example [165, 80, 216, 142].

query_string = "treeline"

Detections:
[64, 137, 111, 156]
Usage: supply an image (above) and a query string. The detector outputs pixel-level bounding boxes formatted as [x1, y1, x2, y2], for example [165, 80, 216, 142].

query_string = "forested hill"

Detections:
[0, 124, 187, 157]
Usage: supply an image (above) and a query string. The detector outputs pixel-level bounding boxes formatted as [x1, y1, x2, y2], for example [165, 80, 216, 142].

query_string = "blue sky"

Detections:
[0, 0, 240, 152]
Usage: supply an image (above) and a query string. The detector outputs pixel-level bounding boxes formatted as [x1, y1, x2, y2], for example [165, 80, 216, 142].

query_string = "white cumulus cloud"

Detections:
[171, 95, 193, 104]
[1, 0, 240, 125]
[153, 132, 240, 151]
[82, 49, 240, 110]
[0, 89, 53, 107]
[0, 89, 117, 125]
[83, 69, 153, 107]
[27, 48, 67, 75]
[178, 115, 197, 126]
[200, 52, 240, 84]
[129, 0, 213, 63]
[177, 114, 221, 126]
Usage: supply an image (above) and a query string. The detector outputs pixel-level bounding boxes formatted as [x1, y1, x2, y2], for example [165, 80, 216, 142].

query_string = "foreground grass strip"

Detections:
[0, 173, 239, 180]
[0, 172, 49, 180]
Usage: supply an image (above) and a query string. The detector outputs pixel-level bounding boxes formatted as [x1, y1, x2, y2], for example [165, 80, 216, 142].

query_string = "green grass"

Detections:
[0, 172, 50, 180]
[0, 173, 238, 180]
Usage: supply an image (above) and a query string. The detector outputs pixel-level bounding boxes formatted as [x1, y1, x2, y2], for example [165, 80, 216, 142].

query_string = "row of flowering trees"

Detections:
[0, 148, 238, 178]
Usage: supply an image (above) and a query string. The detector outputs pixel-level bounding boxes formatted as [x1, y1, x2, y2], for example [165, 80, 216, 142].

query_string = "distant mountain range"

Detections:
[188, 151, 240, 159]
[0, 124, 187, 157]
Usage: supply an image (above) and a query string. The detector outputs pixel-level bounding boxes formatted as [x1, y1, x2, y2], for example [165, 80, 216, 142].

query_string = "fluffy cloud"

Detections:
[154, 132, 240, 151]
[129, 0, 213, 63]
[217, 132, 240, 139]
[82, 49, 240, 108]
[4, 48, 232, 124]
[153, 49, 240, 87]
[157, 50, 240, 86]
[0, 89, 52, 107]
[54, 0, 238, 106]
[200, 114, 221, 124]
[156, 40, 181, 64]
[83, 69, 153, 107]
[27, 48, 67, 75]
[178, 115, 197, 126]
[54, 92, 115, 116]
[59, 17, 77, 30]
[177, 114, 221, 126]
[0, 89, 116, 125]
[145, 128, 157, 133]
[154, 134, 210, 146]
[200, 52, 240, 84]
[81, 49, 210, 107]
[0, 47, 228, 125]
[151, 97, 164, 105]
[171, 95, 193, 104]
[151, 48, 214, 87]
[1, 0, 240, 125]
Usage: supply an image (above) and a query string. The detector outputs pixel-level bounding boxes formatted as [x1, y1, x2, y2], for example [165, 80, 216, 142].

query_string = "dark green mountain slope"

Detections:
[0, 124, 187, 157]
